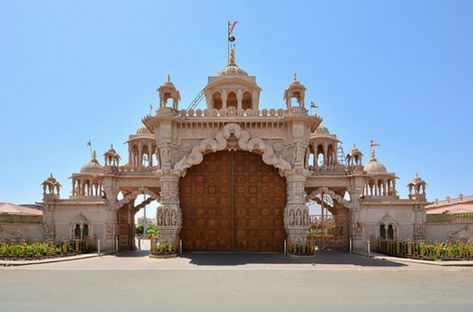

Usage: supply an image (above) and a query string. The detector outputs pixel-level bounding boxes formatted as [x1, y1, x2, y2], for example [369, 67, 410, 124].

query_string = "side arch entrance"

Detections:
[180, 151, 286, 252]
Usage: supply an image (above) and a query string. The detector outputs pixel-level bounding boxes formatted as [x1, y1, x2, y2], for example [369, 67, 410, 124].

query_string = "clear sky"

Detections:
[1, 0, 472, 217]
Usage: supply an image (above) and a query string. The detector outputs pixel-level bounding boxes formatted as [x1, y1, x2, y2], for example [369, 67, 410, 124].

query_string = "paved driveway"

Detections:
[1, 251, 473, 311]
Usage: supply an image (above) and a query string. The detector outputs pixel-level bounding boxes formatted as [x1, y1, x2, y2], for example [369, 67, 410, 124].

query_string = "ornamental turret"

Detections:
[284, 73, 307, 111]
[363, 149, 397, 198]
[157, 75, 181, 111]
[408, 173, 427, 201]
[41, 174, 61, 199]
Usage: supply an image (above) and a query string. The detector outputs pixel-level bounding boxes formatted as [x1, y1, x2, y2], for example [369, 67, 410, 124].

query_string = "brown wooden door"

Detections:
[180, 151, 286, 252]
[118, 205, 132, 250]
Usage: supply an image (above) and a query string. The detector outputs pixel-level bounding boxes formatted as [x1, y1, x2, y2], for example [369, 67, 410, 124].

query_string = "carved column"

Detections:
[284, 174, 308, 244]
[237, 89, 243, 111]
[157, 172, 182, 245]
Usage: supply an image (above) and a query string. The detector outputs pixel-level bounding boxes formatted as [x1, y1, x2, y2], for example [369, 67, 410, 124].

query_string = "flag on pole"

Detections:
[87, 140, 91, 147]
[370, 140, 380, 147]
[310, 101, 318, 109]
[228, 21, 238, 35]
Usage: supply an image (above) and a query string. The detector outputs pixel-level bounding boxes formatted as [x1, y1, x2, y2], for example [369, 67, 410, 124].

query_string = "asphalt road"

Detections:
[1, 252, 473, 312]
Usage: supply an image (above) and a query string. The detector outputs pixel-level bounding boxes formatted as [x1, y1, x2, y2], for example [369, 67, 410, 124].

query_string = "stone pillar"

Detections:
[156, 172, 182, 245]
[222, 90, 228, 110]
[284, 174, 308, 244]
[237, 89, 243, 111]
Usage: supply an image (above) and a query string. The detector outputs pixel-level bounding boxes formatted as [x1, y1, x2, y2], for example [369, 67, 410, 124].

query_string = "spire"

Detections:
[294, 72, 298, 81]
[370, 149, 376, 161]
[167, 74, 171, 82]
[229, 48, 235, 65]
[92, 150, 97, 160]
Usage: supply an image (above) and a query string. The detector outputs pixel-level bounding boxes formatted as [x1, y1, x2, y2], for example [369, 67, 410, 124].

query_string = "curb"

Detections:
[1, 252, 115, 267]
[370, 253, 473, 267]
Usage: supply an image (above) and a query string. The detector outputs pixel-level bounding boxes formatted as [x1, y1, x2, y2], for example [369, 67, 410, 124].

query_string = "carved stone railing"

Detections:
[106, 166, 158, 174]
[308, 164, 348, 173]
[179, 108, 288, 118]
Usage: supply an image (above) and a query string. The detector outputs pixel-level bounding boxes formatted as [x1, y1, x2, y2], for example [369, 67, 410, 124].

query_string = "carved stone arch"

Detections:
[174, 123, 291, 176]
[307, 187, 351, 208]
[378, 213, 399, 228]
[117, 187, 161, 210]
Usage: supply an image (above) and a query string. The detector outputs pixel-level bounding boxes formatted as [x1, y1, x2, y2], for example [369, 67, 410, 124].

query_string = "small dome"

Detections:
[136, 126, 151, 135]
[80, 159, 102, 174]
[364, 159, 387, 174]
[350, 145, 362, 156]
[217, 64, 248, 77]
[410, 173, 425, 185]
[314, 123, 330, 135]
[105, 144, 117, 155]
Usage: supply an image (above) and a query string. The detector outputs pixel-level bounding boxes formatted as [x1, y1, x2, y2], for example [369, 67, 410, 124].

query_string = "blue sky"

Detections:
[1, 0, 472, 214]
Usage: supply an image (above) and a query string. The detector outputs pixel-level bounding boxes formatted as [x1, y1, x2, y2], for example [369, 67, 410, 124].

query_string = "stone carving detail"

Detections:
[287, 207, 309, 227]
[43, 222, 53, 237]
[157, 208, 178, 227]
[117, 187, 160, 210]
[415, 224, 425, 238]
[174, 123, 290, 175]
[307, 187, 351, 208]
[354, 222, 364, 236]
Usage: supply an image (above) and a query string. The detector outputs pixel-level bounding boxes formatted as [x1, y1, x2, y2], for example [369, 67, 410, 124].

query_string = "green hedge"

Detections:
[375, 239, 473, 261]
[0, 240, 92, 260]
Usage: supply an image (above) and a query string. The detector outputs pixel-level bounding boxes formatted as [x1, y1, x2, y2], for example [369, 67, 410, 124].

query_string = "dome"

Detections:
[136, 126, 151, 135]
[410, 173, 425, 186]
[364, 158, 387, 174]
[80, 159, 102, 174]
[217, 64, 248, 77]
[350, 145, 362, 156]
[314, 123, 330, 135]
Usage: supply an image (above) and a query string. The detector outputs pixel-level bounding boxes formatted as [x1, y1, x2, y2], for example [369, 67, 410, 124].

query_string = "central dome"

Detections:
[217, 64, 248, 77]
[364, 159, 387, 174]
[80, 159, 102, 174]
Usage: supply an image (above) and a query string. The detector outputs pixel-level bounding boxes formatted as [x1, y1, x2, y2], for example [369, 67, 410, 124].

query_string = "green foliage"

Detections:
[151, 241, 175, 255]
[376, 239, 473, 261]
[0, 240, 88, 260]
[136, 224, 159, 238]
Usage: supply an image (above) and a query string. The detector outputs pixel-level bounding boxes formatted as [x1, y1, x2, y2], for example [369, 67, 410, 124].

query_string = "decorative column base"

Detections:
[284, 174, 309, 245]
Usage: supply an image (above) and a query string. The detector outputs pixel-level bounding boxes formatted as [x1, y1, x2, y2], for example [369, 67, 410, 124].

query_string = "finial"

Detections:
[110, 144, 114, 149]
[294, 73, 297, 81]
[167, 74, 171, 82]
[353, 144, 356, 149]
[229, 48, 235, 64]
[370, 149, 376, 161]
[92, 150, 97, 160]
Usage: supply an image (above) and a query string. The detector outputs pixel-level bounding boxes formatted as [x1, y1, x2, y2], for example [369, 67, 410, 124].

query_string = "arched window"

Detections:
[227, 91, 237, 108]
[74, 224, 81, 238]
[212, 92, 222, 110]
[387, 224, 394, 240]
[380, 224, 386, 239]
[82, 224, 89, 238]
[242, 91, 252, 110]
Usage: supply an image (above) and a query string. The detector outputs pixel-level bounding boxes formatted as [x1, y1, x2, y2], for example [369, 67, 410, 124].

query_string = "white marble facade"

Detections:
[41, 51, 428, 251]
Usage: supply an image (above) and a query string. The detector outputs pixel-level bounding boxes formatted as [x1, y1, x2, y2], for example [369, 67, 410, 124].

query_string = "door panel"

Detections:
[180, 151, 286, 252]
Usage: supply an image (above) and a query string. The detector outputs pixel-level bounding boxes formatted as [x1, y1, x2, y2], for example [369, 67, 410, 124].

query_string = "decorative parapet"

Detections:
[426, 213, 473, 224]
[179, 108, 288, 118]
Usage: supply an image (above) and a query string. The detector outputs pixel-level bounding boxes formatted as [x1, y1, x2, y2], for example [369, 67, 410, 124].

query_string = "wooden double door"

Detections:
[180, 151, 286, 252]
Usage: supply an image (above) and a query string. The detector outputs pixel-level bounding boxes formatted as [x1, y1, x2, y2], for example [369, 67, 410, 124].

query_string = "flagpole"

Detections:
[227, 21, 230, 64]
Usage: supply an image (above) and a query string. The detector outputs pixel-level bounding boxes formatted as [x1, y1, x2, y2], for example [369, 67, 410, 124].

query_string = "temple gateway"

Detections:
[40, 47, 428, 252]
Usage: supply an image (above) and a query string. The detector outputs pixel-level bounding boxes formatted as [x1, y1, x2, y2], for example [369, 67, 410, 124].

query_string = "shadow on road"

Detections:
[182, 251, 407, 267]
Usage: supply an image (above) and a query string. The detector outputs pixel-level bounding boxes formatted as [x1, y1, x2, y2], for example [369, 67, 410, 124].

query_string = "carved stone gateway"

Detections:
[39, 41, 427, 253]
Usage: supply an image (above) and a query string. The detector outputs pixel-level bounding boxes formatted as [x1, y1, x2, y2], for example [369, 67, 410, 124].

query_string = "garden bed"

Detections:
[0, 240, 93, 261]
[375, 239, 473, 261]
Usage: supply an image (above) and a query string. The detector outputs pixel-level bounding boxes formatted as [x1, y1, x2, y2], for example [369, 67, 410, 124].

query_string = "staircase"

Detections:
[186, 89, 205, 111]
